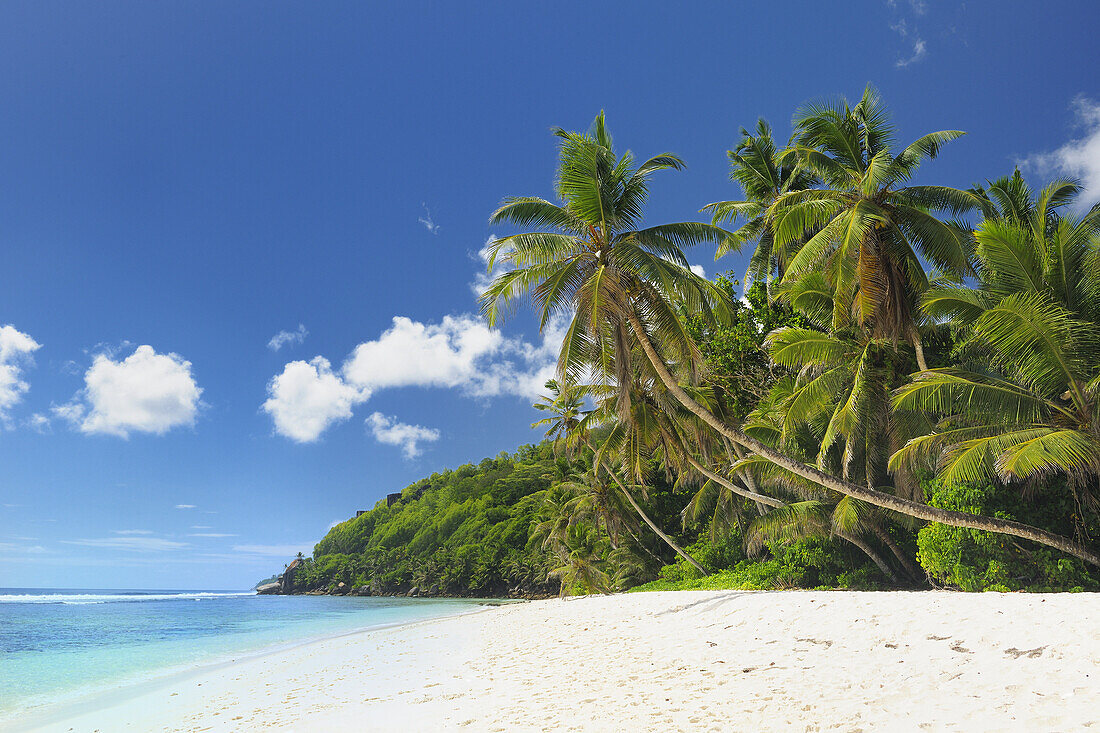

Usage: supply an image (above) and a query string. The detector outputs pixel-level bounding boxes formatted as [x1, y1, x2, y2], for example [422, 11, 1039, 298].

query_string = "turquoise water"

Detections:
[0, 588, 486, 725]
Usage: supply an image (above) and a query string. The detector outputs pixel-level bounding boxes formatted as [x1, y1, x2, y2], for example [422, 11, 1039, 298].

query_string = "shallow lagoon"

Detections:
[0, 588, 483, 725]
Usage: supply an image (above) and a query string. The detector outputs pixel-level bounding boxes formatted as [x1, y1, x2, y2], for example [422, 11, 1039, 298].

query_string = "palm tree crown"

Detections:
[768, 84, 982, 343]
[703, 119, 818, 290]
[481, 111, 733, 400]
[892, 180, 1100, 495]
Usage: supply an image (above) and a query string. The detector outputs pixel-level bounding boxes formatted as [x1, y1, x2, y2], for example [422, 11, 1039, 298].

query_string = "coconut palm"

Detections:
[891, 181, 1100, 507]
[482, 111, 733, 404]
[531, 377, 708, 573]
[598, 361, 921, 580]
[547, 524, 613, 598]
[767, 84, 985, 368]
[734, 376, 923, 582]
[762, 279, 929, 499]
[703, 119, 818, 292]
[531, 378, 587, 457]
[486, 110, 1100, 567]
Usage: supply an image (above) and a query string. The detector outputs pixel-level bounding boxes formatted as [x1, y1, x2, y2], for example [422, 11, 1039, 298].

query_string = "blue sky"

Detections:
[1, 1, 1097, 589]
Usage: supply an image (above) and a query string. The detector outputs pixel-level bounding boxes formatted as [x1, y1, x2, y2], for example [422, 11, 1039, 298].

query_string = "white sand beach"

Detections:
[18, 590, 1100, 732]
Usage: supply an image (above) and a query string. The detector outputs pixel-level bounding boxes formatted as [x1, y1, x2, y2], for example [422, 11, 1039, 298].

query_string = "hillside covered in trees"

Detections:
[288, 443, 678, 597]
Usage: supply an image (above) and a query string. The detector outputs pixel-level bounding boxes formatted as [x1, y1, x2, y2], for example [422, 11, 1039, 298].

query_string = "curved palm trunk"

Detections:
[625, 308, 1100, 567]
[683, 453, 784, 508]
[686, 450, 902, 582]
[594, 454, 708, 576]
[835, 530, 899, 583]
[871, 524, 923, 582]
[909, 325, 929, 372]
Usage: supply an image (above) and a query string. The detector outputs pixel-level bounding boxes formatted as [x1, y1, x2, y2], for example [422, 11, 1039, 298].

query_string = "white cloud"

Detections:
[188, 533, 237, 538]
[366, 412, 440, 459]
[56, 345, 203, 438]
[896, 38, 927, 68]
[112, 529, 153, 535]
[1022, 97, 1100, 210]
[0, 325, 41, 427]
[267, 324, 308, 352]
[0, 541, 48, 555]
[232, 543, 314, 557]
[174, 504, 196, 510]
[61, 537, 189, 551]
[190, 525, 212, 530]
[26, 413, 50, 434]
[264, 298, 566, 443]
[418, 203, 441, 234]
[689, 264, 707, 278]
[262, 356, 366, 443]
[343, 313, 564, 401]
[344, 315, 501, 394]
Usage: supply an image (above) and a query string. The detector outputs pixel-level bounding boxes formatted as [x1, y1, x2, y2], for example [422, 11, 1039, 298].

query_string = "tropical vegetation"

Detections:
[288, 85, 1100, 596]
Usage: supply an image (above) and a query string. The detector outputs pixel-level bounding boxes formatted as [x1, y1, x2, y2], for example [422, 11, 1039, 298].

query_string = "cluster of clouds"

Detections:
[262, 312, 566, 455]
[0, 306, 562, 460]
[0, 326, 202, 439]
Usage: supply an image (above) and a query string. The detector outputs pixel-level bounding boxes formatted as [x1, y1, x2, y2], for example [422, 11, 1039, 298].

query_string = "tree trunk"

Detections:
[910, 325, 929, 372]
[683, 453, 784, 508]
[835, 530, 899, 583]
[625, 308, 1100, 567]
[685, 448, 902, 582]
[595, 454, 708, 576]
[871, 524, 923, 583]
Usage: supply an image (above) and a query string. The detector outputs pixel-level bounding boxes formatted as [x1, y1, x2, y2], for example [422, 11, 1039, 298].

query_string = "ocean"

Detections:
[0, 588, 487, 727]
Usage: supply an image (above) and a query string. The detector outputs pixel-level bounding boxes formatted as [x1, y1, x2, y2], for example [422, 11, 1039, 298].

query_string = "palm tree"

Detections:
[891, 181, 1100, 505]
[531, 378, 587, 457]
[767, 84, 984, 369]
[531, 377, 708, 574]
[482, 111, 733, 404]
[734, 377, 922, 582]
[703, 118, 818, 293]
[486, 110, 1100, 567]
[547, 524, 613, 598]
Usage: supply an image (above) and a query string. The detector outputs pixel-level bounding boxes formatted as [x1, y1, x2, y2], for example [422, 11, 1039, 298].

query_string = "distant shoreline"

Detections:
[14, 590, 1099, 732]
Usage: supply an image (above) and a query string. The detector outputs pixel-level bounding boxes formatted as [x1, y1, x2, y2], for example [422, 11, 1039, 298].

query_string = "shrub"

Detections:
[917, 479, 1100, 592]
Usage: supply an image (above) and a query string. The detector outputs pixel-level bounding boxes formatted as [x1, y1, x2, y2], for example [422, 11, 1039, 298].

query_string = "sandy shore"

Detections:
[15, 590, 1100, 732]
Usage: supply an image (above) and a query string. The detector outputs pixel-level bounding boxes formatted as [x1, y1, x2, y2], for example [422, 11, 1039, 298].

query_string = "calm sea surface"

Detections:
[0, 588, 486, 725]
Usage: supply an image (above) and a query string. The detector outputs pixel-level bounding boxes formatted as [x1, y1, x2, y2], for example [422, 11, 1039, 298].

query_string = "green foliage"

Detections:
[640, 532, 886, 591]
[291, 442, 682, 597]
[688, 276, 811, 420]
[917, 479, 1100, 592]
[296, 444, 563, 596]
[284, 101, 1100, 599]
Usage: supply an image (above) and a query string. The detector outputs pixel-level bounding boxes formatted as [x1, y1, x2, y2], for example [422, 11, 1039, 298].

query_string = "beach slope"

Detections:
[22, 590, 1099, 732]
